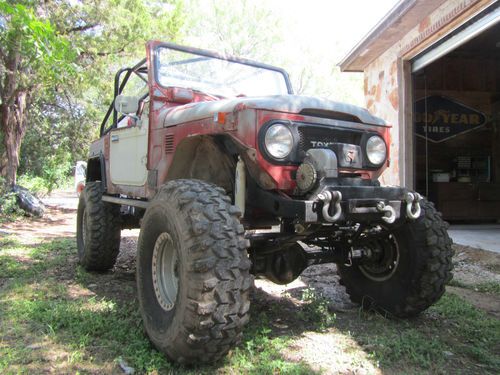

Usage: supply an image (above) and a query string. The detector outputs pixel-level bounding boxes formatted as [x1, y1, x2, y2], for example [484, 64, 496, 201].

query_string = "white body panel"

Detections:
[109, 124, 148, 186]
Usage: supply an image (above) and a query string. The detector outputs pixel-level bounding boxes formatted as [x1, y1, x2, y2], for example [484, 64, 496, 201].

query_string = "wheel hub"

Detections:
[152, 232, 179, 311]
[359, 233, 399, 282]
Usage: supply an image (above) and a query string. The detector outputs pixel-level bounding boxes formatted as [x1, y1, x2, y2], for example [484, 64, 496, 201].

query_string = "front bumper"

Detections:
[253, 185, 422, 224]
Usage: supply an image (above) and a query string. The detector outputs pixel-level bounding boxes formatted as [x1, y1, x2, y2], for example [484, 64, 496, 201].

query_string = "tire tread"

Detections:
[339, 200, 454, 317]
[138, 179, 252, 363]
[77, 181, 121, 271]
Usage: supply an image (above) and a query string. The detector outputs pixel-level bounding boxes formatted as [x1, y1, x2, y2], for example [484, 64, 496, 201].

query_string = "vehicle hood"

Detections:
[163, 95, 386, 127]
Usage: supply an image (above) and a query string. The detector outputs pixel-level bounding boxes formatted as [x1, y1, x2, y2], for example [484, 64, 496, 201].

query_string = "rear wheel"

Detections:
[76, 181, 121, 271]
[137, 179, 252, 364]
[338, 200, 454, 317]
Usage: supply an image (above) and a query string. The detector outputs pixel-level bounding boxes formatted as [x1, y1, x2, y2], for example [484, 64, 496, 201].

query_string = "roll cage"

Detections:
[99, 42, 293, 137]
[99, 58, 148, 136]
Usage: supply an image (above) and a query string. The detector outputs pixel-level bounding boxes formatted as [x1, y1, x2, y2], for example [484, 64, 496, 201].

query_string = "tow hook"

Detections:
[376, 201, 396, 224]
[405, 192, 422, 220]
[317, 190, 342, 223]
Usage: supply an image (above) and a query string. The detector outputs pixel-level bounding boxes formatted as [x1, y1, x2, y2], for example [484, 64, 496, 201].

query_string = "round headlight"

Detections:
[264, 124, 294, 159]
[366, 136, 387, 165]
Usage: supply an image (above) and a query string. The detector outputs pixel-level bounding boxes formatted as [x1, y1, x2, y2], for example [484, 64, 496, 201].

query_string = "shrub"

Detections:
[0, 177, 25, 220]
[41, 151, 72, 193]
[17, 175, 50, 197]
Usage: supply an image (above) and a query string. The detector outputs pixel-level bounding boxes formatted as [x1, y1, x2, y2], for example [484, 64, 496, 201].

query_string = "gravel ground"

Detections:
[453, 244, 500, 285]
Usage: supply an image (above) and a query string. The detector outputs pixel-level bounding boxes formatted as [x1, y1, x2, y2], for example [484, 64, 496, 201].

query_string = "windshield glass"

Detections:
[156, 46, 290, 97]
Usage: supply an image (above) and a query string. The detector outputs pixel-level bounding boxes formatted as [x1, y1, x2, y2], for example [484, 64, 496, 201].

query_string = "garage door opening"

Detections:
[412, 20, 500, 222]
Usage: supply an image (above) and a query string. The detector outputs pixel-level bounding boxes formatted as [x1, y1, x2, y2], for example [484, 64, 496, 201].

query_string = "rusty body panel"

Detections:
[88, 41, 391, 200]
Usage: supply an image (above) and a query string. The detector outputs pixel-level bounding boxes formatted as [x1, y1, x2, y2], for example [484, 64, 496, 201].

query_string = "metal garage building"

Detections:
[340, 0, 500, 221]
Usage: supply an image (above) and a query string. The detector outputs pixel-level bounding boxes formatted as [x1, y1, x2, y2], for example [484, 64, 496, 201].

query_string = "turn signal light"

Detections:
[214, 112, 226, 124]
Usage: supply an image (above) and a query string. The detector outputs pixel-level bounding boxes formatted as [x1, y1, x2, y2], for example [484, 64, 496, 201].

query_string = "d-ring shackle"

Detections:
[376, 201, 396, 224]
[318, 190, 342, 223]
[405, 192, 422, 220]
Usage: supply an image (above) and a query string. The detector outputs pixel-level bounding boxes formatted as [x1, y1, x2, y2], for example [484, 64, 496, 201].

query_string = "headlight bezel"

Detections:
[264, 123, 294, 159]
[365, 135, 387, 166]
[259, 121, 298, 163]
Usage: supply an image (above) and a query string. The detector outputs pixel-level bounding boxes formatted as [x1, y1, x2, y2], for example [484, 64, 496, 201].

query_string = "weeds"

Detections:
[475, 281, 500, 295]
[449, 278, 500, 295]
[299, 287, 336, 330]
[16, 175, 52, 197]
[0, 177, 25, 221]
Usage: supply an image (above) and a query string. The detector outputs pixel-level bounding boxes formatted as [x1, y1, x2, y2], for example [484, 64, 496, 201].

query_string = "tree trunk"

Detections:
[0, 40, 30, 188]
[1, 92, 29, 187]
[0, 151, 7, 177]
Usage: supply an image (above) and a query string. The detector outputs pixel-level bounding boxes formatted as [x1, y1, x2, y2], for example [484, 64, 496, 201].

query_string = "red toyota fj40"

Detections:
[77, 41, 453, 364]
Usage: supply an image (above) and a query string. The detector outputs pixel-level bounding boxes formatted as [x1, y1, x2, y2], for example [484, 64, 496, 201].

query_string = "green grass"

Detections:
[431, 293, 500, 368]
[449, 278, 500, 295]
[1, 234, 499, 374]
[0, 236, 72, 278]
[344, 313, 447, 371]
[228, 319, 313, 374]
[475, 281, 500, 295]
[0, 235, 315, 374]
[2, 293, 174, 373]
[337, 293, 500, 373]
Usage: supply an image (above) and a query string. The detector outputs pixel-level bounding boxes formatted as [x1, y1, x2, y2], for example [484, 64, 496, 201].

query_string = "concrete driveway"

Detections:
[448, 224, 500, 254]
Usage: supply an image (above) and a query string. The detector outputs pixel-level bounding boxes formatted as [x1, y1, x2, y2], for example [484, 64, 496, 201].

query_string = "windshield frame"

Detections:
[152, 42, 294, 96]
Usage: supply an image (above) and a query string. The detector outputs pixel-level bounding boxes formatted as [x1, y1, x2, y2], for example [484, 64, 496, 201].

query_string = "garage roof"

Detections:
[339, 0, 448, 72]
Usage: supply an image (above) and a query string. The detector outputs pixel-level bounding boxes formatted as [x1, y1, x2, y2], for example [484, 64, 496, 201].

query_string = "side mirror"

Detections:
[114, 95, 139, 114]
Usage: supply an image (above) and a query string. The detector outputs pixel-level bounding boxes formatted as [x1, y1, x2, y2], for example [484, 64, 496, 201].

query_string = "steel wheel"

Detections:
[152, 232, 179, 311]
[359, 233, 400, 282]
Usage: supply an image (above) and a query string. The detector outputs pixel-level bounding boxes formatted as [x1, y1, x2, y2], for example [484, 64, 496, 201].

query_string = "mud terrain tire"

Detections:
[76, 181, 121, 271]
[338, 200, 454, 317]
[137, 179, 252, 364]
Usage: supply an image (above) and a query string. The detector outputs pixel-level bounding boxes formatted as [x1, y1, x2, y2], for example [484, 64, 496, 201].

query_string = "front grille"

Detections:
[298, 125, 362, 151]
[297, 125, 364, 168]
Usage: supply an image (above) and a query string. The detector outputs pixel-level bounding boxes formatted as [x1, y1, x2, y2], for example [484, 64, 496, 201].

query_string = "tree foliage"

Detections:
[1, 0, 363, 192]
[1, 0, 185, 187]
[0, 0, 75, 186]
[0, 1, 75, 80]
[183, 0, 281, 60]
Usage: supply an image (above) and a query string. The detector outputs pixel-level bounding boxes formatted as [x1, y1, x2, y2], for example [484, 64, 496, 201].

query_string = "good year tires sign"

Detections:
[414, 95, 486, 143]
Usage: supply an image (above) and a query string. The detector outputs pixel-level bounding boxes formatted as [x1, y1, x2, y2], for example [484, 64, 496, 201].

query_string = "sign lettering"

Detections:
[414, 95, 486, 143]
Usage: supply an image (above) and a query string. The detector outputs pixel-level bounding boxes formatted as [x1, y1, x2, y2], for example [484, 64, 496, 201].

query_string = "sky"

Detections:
[183, 0, 402, 105]
[268, 0, 400, 104]
[270, 0, 401, 61]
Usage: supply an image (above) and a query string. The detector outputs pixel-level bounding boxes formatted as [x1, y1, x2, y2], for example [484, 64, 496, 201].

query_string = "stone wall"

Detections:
[364, 55, 400, 186]
[362, 0, 489, 186]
